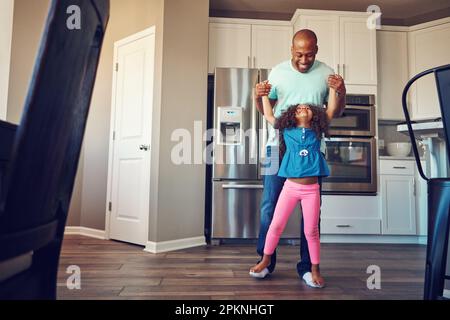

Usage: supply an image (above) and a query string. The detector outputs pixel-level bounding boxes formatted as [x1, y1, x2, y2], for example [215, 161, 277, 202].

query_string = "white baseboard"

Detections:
[144, 236, 206, 254]
[65, 227, 106, 240]
[321, 235, 427, 245]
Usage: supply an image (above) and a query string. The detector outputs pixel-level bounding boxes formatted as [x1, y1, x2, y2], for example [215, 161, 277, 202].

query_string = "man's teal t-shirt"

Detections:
[266, 59, 334, 148]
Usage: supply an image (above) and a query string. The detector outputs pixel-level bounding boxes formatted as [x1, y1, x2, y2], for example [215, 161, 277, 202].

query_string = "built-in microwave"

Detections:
[329, 94, 376, 137]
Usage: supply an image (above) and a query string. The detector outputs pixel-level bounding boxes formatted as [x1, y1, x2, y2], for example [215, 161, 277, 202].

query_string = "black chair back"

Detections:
[0, 0, 109, 299]
[401, 64, 450, 300]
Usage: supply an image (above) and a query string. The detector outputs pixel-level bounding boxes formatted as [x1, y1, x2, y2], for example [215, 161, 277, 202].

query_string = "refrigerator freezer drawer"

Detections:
[212, 180, 301, 239]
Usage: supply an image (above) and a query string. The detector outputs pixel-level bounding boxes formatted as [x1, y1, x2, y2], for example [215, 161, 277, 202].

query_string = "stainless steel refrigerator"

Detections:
[211, 68, 301, 241]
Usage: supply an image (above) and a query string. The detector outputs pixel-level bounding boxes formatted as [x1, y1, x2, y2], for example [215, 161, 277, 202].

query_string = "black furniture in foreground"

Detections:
[0, 0, 109, 300]
[401, 64, 450, 300]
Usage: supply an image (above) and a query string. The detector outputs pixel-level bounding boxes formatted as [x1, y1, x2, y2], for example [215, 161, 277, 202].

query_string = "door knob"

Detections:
[139, 145, 150, 151]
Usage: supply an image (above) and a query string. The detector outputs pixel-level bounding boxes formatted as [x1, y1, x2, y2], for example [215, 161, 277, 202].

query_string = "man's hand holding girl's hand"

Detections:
[255, 80, 272, 98]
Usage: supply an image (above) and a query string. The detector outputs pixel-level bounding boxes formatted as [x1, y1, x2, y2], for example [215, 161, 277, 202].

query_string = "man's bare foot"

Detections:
[311, 265, 325, 287]
[250, 255, 271, 273]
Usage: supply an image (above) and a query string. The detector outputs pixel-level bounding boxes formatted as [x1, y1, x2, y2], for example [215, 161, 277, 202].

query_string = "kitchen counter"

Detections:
[379, 156, 415, 161]
[397, 120, 443, 132]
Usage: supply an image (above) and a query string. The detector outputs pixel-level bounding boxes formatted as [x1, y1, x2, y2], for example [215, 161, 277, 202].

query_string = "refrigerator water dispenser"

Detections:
[218, 107, 242, 145]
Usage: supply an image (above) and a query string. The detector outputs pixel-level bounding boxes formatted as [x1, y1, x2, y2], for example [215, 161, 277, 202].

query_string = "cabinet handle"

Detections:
[343, 64, 346, 79]
[336, 224, 351, 228]
[253, 56, 256, 68]
[223, 184, 264, 190]
[393, 166, 407, 169]
[337, 64, 340, 75]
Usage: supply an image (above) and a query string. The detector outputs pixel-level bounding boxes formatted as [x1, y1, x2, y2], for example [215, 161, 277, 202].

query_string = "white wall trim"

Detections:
[144, 236, 206, 254]
[321, 234, 427, 245]
[291, 9, 371, 24]
[0, 0, 15, 120]
[65, 227, 106, 240]
[408, 17, 450, 32]
[379, 25, 410, 32]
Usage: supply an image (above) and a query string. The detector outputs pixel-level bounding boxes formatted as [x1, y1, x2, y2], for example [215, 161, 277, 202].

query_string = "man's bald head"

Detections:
[292, 29, 318, 46]
[290, 29, 319, 73]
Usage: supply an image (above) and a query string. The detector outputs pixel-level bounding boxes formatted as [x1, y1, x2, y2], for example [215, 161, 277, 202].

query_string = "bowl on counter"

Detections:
[386, 142, 412, 157]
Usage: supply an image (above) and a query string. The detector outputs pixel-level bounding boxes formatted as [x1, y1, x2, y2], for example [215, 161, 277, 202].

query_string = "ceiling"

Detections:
[210, 0, 450, 26]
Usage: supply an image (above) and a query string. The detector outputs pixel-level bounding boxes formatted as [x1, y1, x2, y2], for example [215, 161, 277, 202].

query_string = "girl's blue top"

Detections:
[278, 127, 330, 178]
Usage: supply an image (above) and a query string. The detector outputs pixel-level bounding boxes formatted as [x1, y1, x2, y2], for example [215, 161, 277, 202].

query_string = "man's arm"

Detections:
[327, 74, 347, 118]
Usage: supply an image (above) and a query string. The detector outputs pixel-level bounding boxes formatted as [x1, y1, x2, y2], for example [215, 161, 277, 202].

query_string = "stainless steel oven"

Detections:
[322, 137, 377, 194]
[329, 94, 376, 137]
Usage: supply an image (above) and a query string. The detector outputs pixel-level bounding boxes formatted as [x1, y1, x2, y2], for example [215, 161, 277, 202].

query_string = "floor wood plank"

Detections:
[57, 235, 426, 300]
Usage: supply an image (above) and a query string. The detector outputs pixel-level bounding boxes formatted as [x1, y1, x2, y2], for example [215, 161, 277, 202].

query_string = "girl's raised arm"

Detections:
[326, 87, 339, 122]
[262, 95, 276, 126]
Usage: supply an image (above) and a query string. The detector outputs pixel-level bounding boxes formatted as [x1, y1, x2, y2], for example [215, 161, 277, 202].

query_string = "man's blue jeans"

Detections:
[257, 146, 322, 277]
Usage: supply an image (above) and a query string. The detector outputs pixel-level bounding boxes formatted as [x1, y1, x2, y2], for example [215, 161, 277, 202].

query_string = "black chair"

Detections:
[401, 64, 450, 300]
[0, 0, 109, 300]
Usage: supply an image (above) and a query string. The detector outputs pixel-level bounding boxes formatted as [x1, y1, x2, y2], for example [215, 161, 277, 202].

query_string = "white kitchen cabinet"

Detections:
[380, 160, 417, 235]
[408, 22, 450, 120]
[377, 30, 409, 120]
[320, 195, 381, 235]
[251, 25, 293, 69]
[293, 10, 377, 86]
[339, 17, 378, 85]
[208, 20, 292, 74]
[294, 14, 339, 75]
[208, 23, 251, 74]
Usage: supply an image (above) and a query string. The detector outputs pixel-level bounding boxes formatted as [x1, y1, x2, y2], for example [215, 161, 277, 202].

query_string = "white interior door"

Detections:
[107, 28, 155, 246]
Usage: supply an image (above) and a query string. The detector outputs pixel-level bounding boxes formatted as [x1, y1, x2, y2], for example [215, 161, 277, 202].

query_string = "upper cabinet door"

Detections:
[294, 15, 339, 73]
[408, 23, 450, 120]
[208, 23, 251, 74]
[377, 31, 409, 120]
[251, 25, 293, 69]
[340, 17, 378, 85]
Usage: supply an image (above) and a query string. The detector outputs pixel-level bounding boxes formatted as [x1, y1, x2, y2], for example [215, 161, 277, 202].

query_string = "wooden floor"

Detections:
[57, 235, 426, 300]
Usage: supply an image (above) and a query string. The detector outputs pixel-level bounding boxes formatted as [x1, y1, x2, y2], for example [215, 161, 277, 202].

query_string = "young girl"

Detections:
[249, 86, 338, 288]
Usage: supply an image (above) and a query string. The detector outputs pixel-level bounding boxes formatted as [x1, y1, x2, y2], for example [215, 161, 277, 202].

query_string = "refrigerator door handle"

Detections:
[222, 184, 264, 189]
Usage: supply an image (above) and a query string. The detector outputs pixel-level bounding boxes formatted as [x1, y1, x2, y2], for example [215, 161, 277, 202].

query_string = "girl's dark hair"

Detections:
[273, 104, 330, 160]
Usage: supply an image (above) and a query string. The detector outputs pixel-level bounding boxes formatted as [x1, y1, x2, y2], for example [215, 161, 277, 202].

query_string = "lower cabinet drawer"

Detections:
[320, 218, 381, 235]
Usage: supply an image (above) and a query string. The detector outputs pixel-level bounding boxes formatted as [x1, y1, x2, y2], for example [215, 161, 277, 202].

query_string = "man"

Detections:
[253, 29, 346, 287]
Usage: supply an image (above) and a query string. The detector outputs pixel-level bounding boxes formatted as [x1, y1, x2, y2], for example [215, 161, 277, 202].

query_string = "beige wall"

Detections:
[80, 0, 165, 229]
[0, 0, 14, 120]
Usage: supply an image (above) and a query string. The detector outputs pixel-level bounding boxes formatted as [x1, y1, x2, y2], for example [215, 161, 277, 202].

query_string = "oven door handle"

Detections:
[222, 184, 264, 190]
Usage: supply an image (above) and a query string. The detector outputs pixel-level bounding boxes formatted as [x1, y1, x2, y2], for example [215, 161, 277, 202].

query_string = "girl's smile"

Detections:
[295, 105, 313, 125]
